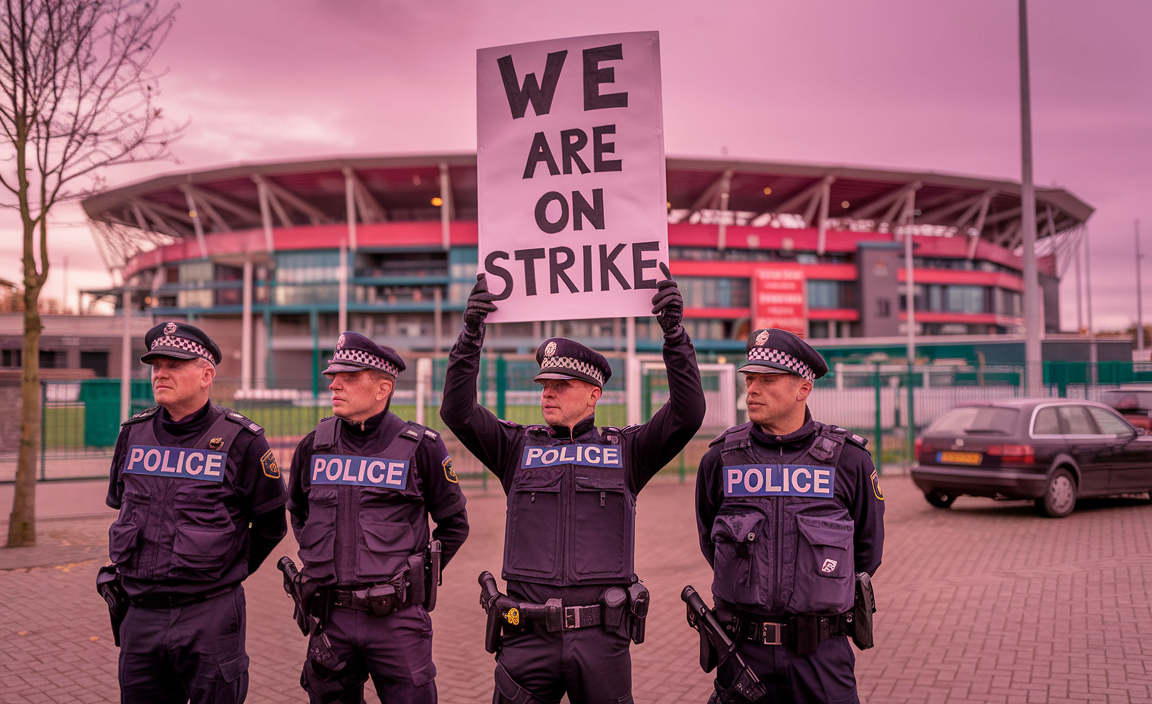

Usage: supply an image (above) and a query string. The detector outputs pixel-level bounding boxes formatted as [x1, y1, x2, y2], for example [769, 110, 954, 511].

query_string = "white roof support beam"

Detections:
[848, 181, 922, 221]
[251, 174, 331, 226]
[815, 179, 832, 255]
[250, 174, 294, 228]
[182, 189, 210, 259]
[344, 169, 358, 251]
[689, 168, 734, 217]
[772, 175, 834, 219]
[255, 179, 276, 254]
[439, 162, 452, 251]
[343, 167, 387, 224]
[966, 193, 994, 260]
[184, 184, 261, 225]
[984, 206, 1023, 226]
[180, 184, 232, 233]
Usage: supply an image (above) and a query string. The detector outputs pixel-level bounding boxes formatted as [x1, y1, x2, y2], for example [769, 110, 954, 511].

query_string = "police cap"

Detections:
[141, 321, 222, 366]
[738, 328, 828, 382]
[322, 331, 405, 378]
[533, 337, 611, 389]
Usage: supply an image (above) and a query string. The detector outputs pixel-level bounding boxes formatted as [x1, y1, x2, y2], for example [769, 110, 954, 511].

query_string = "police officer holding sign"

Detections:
[441, 265, 706, 704]
[693, 329, 884, 704]
[286, 332, 469, 703]
[99, 322, 288, 704]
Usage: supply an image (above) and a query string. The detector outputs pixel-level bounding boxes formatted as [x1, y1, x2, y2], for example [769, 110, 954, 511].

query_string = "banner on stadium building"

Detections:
[476, 32, 667, 323]
[751, 265, 807, 336]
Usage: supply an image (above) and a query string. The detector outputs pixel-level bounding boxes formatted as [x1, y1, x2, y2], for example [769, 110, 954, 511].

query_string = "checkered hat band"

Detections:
[332, 348, 399, 377]
[747, 347, 815, 382]
[539, 356, 605, 386]
[152, 336, 214, 364]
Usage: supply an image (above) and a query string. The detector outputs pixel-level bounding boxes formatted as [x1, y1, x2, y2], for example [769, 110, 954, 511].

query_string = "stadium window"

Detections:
[2, 349, 20, 367]
[876, 299, 891, 318]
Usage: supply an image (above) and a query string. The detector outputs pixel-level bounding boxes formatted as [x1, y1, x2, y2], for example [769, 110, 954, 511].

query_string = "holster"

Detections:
[852, 571, 877, 650]
[307, 628, 347, 677]
[601, 587, 627, 630]
[627, 582, 650, 644]
[95, 565, 128, 647]
[366, 584, 399, 617]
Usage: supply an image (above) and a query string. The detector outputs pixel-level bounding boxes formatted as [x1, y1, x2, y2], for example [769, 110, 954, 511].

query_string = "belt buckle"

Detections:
[761, 621, 784, 646]
[564, 606, 580, 630]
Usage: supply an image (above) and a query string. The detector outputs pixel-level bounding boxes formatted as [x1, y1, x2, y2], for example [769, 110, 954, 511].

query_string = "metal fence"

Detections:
[7, 359, 1152, 483]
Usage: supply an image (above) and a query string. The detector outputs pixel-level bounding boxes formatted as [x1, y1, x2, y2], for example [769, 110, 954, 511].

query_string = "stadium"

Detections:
[79, 153, 1115, 391]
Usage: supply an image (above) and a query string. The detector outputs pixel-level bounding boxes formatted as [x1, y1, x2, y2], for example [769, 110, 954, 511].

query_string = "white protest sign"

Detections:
[477, 31, 667, 323]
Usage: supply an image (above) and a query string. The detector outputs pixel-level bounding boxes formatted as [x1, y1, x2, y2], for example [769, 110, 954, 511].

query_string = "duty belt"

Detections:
[721, 611, 851, 648]
[130, 584, 236, 610]
[329, 582, 410, 614]
[503, 601, 605, 633]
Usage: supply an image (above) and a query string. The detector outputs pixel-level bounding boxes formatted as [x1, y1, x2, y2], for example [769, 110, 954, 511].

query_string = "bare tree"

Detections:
[1, 0, 182, 547]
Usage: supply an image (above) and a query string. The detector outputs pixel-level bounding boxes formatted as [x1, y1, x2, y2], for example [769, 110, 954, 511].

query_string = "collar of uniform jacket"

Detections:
[546, 414, 599, 441]
[159, 400, 213, 437]
[340, 407, 390, 436]
[750, 409, 817, 449]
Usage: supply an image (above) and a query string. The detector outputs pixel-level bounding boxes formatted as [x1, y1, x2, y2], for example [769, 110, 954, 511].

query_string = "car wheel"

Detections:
[924, 491, 956, 509]
[1036, 468, 1076, 518]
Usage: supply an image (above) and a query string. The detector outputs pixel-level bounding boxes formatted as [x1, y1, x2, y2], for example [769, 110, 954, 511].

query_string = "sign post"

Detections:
[476, 31, 668, 324]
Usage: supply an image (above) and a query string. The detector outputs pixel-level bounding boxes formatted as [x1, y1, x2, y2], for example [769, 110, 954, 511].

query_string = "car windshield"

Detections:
[926, 406, 1019, 435]
[1100, 390, 1152, 413]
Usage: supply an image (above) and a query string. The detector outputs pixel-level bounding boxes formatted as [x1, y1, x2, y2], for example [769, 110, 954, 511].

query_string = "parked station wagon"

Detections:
[911, 399, 1152, 517]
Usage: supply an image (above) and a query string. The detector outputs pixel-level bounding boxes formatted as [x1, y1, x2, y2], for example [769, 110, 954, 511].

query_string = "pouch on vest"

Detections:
[710, 509, 766, 607]
[787, 515, 855, 614]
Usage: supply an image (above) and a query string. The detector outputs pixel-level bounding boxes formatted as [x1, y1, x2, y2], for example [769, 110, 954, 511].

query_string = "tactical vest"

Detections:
[296, 416, 429, 587]
[710, 421, 859, 616]
[107, 405, 256, 585]
[502, 426, 636, 587]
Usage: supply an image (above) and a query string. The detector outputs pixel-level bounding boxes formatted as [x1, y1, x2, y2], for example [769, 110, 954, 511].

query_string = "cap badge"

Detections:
[337, 333, 346, 350]
[545, 341, 557, 356]
[755, 330, 770, 346]
[164, 322, 178, 335]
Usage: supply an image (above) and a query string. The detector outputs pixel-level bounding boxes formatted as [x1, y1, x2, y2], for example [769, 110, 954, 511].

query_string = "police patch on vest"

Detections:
[520, 444, 623, 469]
[124, 445, 226, 482]
[261, 450, 280, 479]
[722, 464, 836, 497]
[871, 469, 884, 500]
[311, 454, 409, 489]
[443, 456, 458, 483]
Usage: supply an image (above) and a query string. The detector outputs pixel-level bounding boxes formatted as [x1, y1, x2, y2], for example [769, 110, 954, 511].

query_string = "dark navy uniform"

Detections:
[695, 329, 884, 704]
[104, 322, 288, 704]
[287, 333, 469, 704]
[441, 326, 706, 703]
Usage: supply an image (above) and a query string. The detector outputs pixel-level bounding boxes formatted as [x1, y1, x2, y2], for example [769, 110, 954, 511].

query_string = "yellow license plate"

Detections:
[938, 451, 983, 465]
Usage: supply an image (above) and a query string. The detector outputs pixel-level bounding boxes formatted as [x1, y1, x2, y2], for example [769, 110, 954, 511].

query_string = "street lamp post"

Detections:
[1019, 0, 1044, 396]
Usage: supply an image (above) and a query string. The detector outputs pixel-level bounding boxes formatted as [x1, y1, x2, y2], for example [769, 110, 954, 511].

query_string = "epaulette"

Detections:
[423, 428, 439, 442]
[401, 422, 423, 442]
[709, 421, 752, 447]
[846, 433, 869, 449]
[121, 406, 159, 426]
[224, 410, 263, 434]
[525, 424, 550, 435]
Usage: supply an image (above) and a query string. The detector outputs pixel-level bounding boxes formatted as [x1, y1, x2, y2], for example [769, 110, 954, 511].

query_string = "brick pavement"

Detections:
[3, 473, 1152, 703]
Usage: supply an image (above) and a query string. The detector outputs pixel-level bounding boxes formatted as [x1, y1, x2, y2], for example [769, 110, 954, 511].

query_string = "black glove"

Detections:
[463, 273, 499, 331]
[650, 262, 683, 334]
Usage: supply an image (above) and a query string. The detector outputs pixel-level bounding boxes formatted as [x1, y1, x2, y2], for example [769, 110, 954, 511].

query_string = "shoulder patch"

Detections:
[122, 406, 159, 425]
[261, 449, 281, 480]
[871, 469, 884, 501]
[224, 410, 263, 434]
[442, 456, 458, 484]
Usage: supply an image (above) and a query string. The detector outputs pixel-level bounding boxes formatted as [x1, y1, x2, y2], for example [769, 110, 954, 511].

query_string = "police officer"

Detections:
[440, 265, 706, 704]
[101, 321, 288, 704]
[287, 332, 469, 704]
[695, 329, 885, 704]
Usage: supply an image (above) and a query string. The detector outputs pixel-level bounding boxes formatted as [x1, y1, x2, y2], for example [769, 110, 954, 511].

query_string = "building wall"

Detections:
[857, 244, 902, 338]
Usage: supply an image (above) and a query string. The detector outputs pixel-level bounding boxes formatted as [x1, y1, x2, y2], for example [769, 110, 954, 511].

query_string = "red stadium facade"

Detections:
[81, 155, 1093, 388]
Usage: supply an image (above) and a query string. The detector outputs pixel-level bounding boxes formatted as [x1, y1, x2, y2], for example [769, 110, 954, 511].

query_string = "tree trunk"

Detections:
[7, 284, 41, 547]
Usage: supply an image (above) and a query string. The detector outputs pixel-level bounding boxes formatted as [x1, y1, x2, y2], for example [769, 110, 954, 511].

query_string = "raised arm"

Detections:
[628, 264, 707, 487]
[439, 274, 523, 482]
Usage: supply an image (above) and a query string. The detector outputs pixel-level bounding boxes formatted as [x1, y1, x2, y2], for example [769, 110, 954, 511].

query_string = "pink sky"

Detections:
[4, 0, 1149, 331]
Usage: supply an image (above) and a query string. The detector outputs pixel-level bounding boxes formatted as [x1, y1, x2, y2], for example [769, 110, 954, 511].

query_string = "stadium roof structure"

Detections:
[82, 154, 1093, 275]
